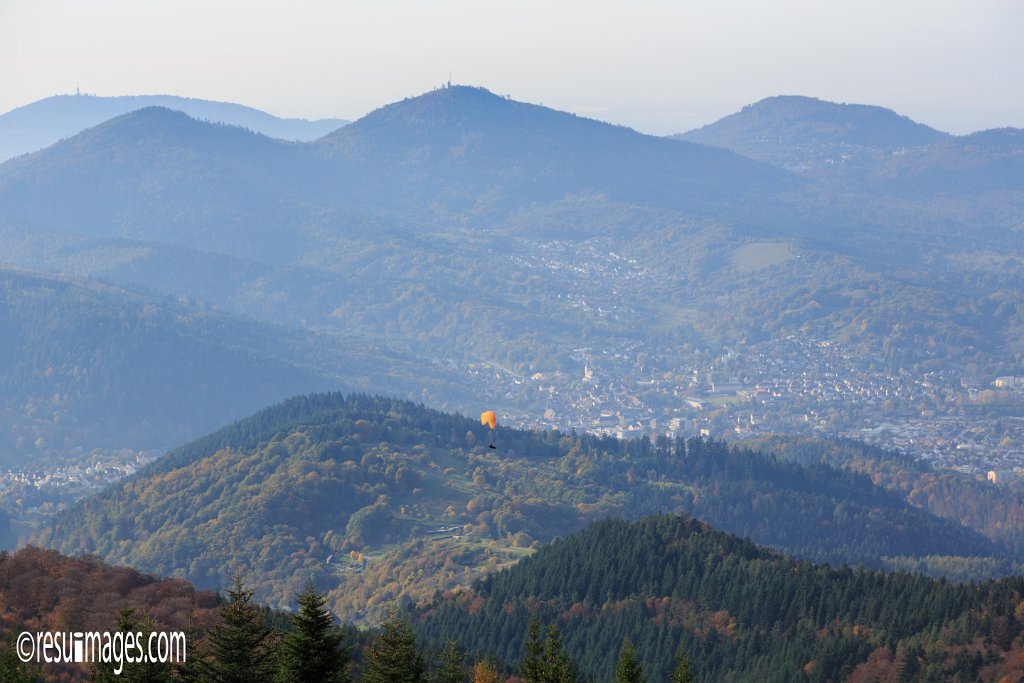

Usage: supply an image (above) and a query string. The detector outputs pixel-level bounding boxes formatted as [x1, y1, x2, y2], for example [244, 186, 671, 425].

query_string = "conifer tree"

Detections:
[519, 617, 544, 683]
[613, 640, 645, 683]
[363, 613, 425, 683]
[198, 572, 277, 683]
[670, 644, 694, 683]
[437, 639, 467, 683]
[541, 624, 576, 683]
[91, 606, 173, 683]
[0, 636, 38, 683]
[276, 580, 350, 683]
[172, 614, 201, 683]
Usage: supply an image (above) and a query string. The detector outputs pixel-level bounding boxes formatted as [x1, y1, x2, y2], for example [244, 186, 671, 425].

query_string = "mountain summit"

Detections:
[314, 85, 799, 217]
[677, 95, 948, 173]
[0, 93, 348, 162]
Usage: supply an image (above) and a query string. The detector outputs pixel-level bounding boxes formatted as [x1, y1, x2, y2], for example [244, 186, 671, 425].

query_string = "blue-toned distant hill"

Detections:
[0, 93, 348, 162]
[0, 267, 465, 465]
[861, 127, 1024, 196]
[0, 106, 323, 263]
[313, 85, 799, 220]
[675, 95, 949, 174]
[0, 85, 1022, 450]
[0, 87, 800, 245]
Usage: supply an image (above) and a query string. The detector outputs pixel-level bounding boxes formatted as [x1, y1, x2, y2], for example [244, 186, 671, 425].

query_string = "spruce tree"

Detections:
[613, 640, 645, 683]
[670, 644, 694, 683]
[519, 617, 544, 683]
[172, 615, 201, 683]
[0, 633, 41, 683]
[437, 639, 467, 683]
[198, 572, 277, 683]
[363, 613, 425, 683]
[91, 606, 173, 683]
[276, 580, 350, 683]
[541, 624, 576, 683]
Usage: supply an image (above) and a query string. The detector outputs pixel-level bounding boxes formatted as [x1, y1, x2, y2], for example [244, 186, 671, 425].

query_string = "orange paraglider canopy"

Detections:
[480, 410, 497, 430]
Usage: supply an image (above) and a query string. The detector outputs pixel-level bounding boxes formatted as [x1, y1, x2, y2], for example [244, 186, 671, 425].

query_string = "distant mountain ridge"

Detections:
[314, 85, 798, 218]
[0, 85, 1021, 461]
[0, 93, 348, 162]
[676, 95, 949, 173]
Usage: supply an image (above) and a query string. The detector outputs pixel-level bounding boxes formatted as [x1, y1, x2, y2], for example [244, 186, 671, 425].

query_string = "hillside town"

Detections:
[478, 331, 1024, 481]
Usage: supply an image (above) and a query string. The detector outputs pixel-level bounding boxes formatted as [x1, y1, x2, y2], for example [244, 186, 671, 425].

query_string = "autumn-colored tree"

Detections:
[473, 657, 501, 683]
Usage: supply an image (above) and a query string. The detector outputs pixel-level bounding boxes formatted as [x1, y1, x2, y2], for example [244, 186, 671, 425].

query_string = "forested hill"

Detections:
[35, 393, 1021, 625]
[676, 95, 949, 174]
[0, 545, 221, 682]
[0, 267, 333, 462]
[413, 514, 1024, 682]
[312, 85, 799, 218]
[0, 268, 466, 466]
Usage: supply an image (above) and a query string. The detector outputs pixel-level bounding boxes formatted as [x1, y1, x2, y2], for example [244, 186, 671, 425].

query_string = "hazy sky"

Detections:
[2, 0, 1021, 135]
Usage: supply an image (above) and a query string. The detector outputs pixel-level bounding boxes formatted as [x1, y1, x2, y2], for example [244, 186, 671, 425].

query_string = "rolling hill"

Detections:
[412, 514, 1024, 682]
[0, 93, 347, 162]
[313, 85, 801, 222]
[0, 267, 469, 466]
[675, 95, 949, 175]
[0, 546, 221, 682]
[34, 394, 1023, 626]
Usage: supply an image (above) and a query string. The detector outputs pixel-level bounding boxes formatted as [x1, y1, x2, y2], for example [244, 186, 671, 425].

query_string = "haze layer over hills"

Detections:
[0, 93, 348, 162]
[0, 84, 1021, 473]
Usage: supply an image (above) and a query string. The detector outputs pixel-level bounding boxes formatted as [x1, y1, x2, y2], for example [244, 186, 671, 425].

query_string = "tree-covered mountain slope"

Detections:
[675, 95, 949, 174]
[747, 435, 1024, 571]
[0, 545, 221, 682]
[0, 268, 467, 466]
[35, 394, 1020, 626]
[313, 85, 800, 221]
[413, 514, 1024, 682]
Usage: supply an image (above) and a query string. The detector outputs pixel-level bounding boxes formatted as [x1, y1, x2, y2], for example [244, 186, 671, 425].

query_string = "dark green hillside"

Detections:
[413, 514, 1024, 682]
[36, 394, 1018, 625]
[748, 435, 1024, 566]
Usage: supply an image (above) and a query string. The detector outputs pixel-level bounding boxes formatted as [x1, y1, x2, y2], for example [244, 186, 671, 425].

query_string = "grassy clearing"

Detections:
[731, 241, 795, 272]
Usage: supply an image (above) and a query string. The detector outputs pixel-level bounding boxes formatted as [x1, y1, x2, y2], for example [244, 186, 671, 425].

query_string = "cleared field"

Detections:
[731, 241, 796, 272]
